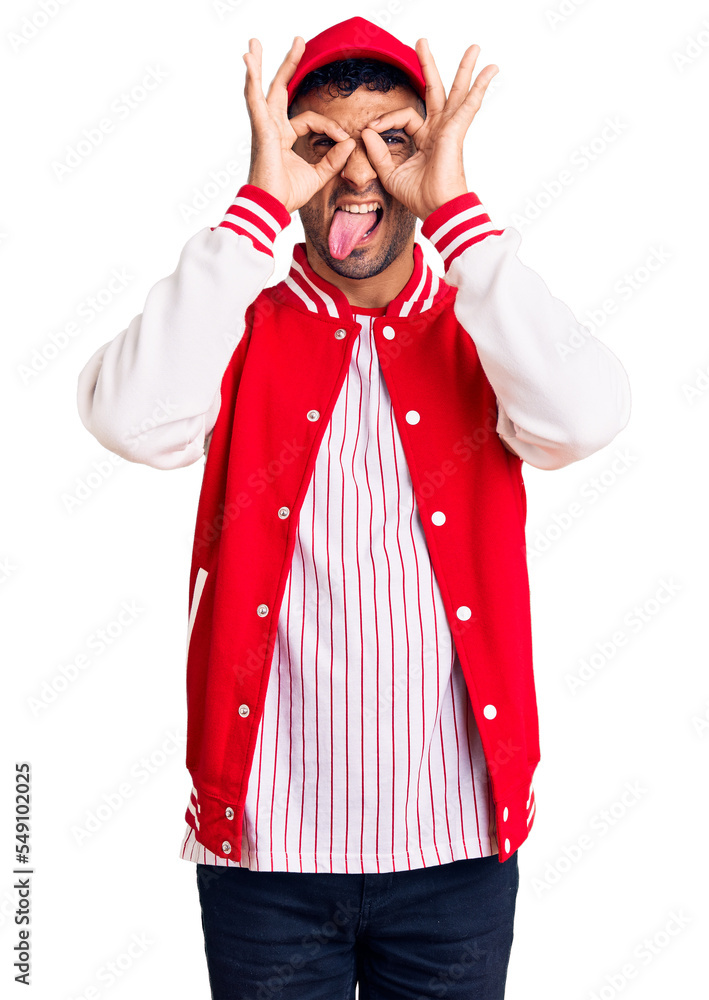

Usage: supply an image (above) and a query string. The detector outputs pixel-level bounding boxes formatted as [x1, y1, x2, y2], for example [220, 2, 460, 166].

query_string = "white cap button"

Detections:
[257, 604, 269, 616]
[307, 410, 320, 421]
[456, 606, 471, 620]
[382, 325, 396, 339]
[225, 807, 234, 820]
[483, 704, 497, 719]
[431, 511, 446, 525]
[238, 704, 250, 718]
[278, 507, 290, 519]
[503, 807, 509, 822]
[334, 328, 346, 339]
[504, 838, 510, 853]
[405, 410, 420, 424]
[222, 840, 232, 854]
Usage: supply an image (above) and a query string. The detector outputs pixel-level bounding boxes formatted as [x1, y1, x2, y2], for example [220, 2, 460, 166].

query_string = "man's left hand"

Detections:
[361, 39, 498, 221]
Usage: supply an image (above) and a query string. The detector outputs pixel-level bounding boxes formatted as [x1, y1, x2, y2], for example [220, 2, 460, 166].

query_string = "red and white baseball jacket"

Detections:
[77, 184, 631, 868]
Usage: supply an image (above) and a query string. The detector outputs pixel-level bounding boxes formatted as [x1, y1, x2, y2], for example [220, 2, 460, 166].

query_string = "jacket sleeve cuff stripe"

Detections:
[213, 184, 291, 257]
[421, 192, 503, 269]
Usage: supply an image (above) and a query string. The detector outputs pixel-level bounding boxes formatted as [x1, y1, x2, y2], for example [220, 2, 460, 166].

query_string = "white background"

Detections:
[2, 0, 708, 997]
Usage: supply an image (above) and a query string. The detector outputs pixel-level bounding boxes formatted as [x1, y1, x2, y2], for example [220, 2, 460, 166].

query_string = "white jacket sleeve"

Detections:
[76, 185, 292, 470]
[420, 193, 632, 471]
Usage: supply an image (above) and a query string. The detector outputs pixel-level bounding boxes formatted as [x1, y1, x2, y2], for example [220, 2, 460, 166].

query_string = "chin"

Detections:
[325, 246, 393, 280]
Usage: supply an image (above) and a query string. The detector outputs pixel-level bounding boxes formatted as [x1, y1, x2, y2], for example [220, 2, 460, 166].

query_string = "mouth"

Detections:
[361, 205, 384, 236]
[328, 204, 384, 260]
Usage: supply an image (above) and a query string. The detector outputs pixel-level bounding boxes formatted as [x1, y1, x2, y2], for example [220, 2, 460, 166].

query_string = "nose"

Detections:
[339, 137, 378, 186]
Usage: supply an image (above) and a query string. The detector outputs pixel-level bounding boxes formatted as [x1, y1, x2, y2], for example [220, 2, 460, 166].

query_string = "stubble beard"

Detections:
[299, 202, 417, 280]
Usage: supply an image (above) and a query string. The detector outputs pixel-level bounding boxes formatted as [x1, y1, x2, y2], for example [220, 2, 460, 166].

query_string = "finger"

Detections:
[288, 110, 350, 141]
[460, 63, 499, 117]
[362, 106, 425, 141]
[415, 38, 446, 116]
[266, 35, 306, 111]
[447, 44, 481, 111]
[242, 38, 269, 125]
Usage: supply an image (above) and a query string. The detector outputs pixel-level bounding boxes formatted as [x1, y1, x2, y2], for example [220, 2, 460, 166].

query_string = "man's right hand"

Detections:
[243, 36, 355, 215]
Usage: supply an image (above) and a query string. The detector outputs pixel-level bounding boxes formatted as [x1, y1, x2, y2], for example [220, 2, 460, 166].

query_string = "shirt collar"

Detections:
[272, 241, 448, 321]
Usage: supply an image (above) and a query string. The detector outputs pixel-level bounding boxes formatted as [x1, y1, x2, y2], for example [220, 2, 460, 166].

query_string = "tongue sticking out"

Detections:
[328, 209, 379, 260]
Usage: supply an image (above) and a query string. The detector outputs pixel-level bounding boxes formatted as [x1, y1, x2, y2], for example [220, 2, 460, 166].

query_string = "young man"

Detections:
[77, 16, 631, 999]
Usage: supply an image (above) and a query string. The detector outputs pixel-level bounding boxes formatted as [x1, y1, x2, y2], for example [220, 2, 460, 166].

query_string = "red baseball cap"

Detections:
[286, 16, 426, 107]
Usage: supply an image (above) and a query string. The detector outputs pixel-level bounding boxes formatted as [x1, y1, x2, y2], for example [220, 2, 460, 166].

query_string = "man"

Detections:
[76, 16, 631, 999]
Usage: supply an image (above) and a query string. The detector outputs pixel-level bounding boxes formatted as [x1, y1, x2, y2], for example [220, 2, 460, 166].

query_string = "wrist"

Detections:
[239, 183, 291, 221]
[421, 191, 502, 270]
[214, 184, 291, 257]
[421, 188, 469, 220]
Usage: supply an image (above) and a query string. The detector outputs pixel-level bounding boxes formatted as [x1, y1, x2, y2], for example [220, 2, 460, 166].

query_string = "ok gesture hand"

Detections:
[243, 36, 356, 214]
[360, 39, 498, 220]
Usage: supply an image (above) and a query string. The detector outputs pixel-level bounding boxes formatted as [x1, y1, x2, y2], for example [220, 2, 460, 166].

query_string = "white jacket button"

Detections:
[225, 807, 235, 820]
[278, 506, 290, 519]
[238, 704, 250, 718]
[257, 604, 268, 616]
[334, 328, 346, 339]
[456, 605, 471, 620]
[382, 325, 396, 339]
[221, 840, 232, 854]
[503, 807, 509, 822]
[307, 410, 320, 421]
[405, 410, 420, 424]
[431, 511, 446, 525]
[483, 704, 497, 719]
[504, 838, 510, 853]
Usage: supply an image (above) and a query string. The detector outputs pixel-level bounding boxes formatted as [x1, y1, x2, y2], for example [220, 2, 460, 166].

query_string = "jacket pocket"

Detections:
[186, 567, 209, 654]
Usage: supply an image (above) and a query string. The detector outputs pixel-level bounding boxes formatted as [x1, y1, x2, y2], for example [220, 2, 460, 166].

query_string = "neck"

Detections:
[304, 237, 416, 309]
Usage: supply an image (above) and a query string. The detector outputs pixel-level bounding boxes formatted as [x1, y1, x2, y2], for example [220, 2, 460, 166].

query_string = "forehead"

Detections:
[292, 84, 420, 133]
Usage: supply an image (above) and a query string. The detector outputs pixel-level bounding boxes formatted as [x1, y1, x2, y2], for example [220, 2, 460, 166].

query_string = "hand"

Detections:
[360, 39, 498, 221]
[242, 36, 356, 214]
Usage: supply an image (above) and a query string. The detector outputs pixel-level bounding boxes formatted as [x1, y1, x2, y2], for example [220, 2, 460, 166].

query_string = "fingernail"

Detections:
[369, 118, 381, 125]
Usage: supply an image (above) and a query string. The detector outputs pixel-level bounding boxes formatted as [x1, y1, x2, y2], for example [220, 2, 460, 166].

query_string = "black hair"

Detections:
[288, 58, 426, 118]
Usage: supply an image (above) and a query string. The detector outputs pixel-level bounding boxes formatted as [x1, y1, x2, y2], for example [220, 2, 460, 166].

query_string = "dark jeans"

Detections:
[195, 851, 519, 999]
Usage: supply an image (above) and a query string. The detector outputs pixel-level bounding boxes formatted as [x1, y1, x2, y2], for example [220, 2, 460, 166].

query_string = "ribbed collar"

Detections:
[271, 241, 449, 321]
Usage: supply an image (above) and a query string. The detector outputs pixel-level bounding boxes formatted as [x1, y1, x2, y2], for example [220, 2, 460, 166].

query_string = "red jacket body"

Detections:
[185, 266, 538, 865]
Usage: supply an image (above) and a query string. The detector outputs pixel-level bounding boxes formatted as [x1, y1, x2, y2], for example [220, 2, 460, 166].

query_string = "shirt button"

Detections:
[431, 511, 446, 525]
[238, 704, 250, 718]
[278, 506, 290, 519]
[307, 410, 320, 421]
[456, 606, 471, 620]
[483, 704, 497, 719]
[334, 328, 346, 339]
[503, 807, 509, 822]
[225, 807, 235, 820]
[405, 410, 420, 424]
[382, 325, 396, 339]
[257, 604, 268, 616]
[221, 840, 232, 854]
